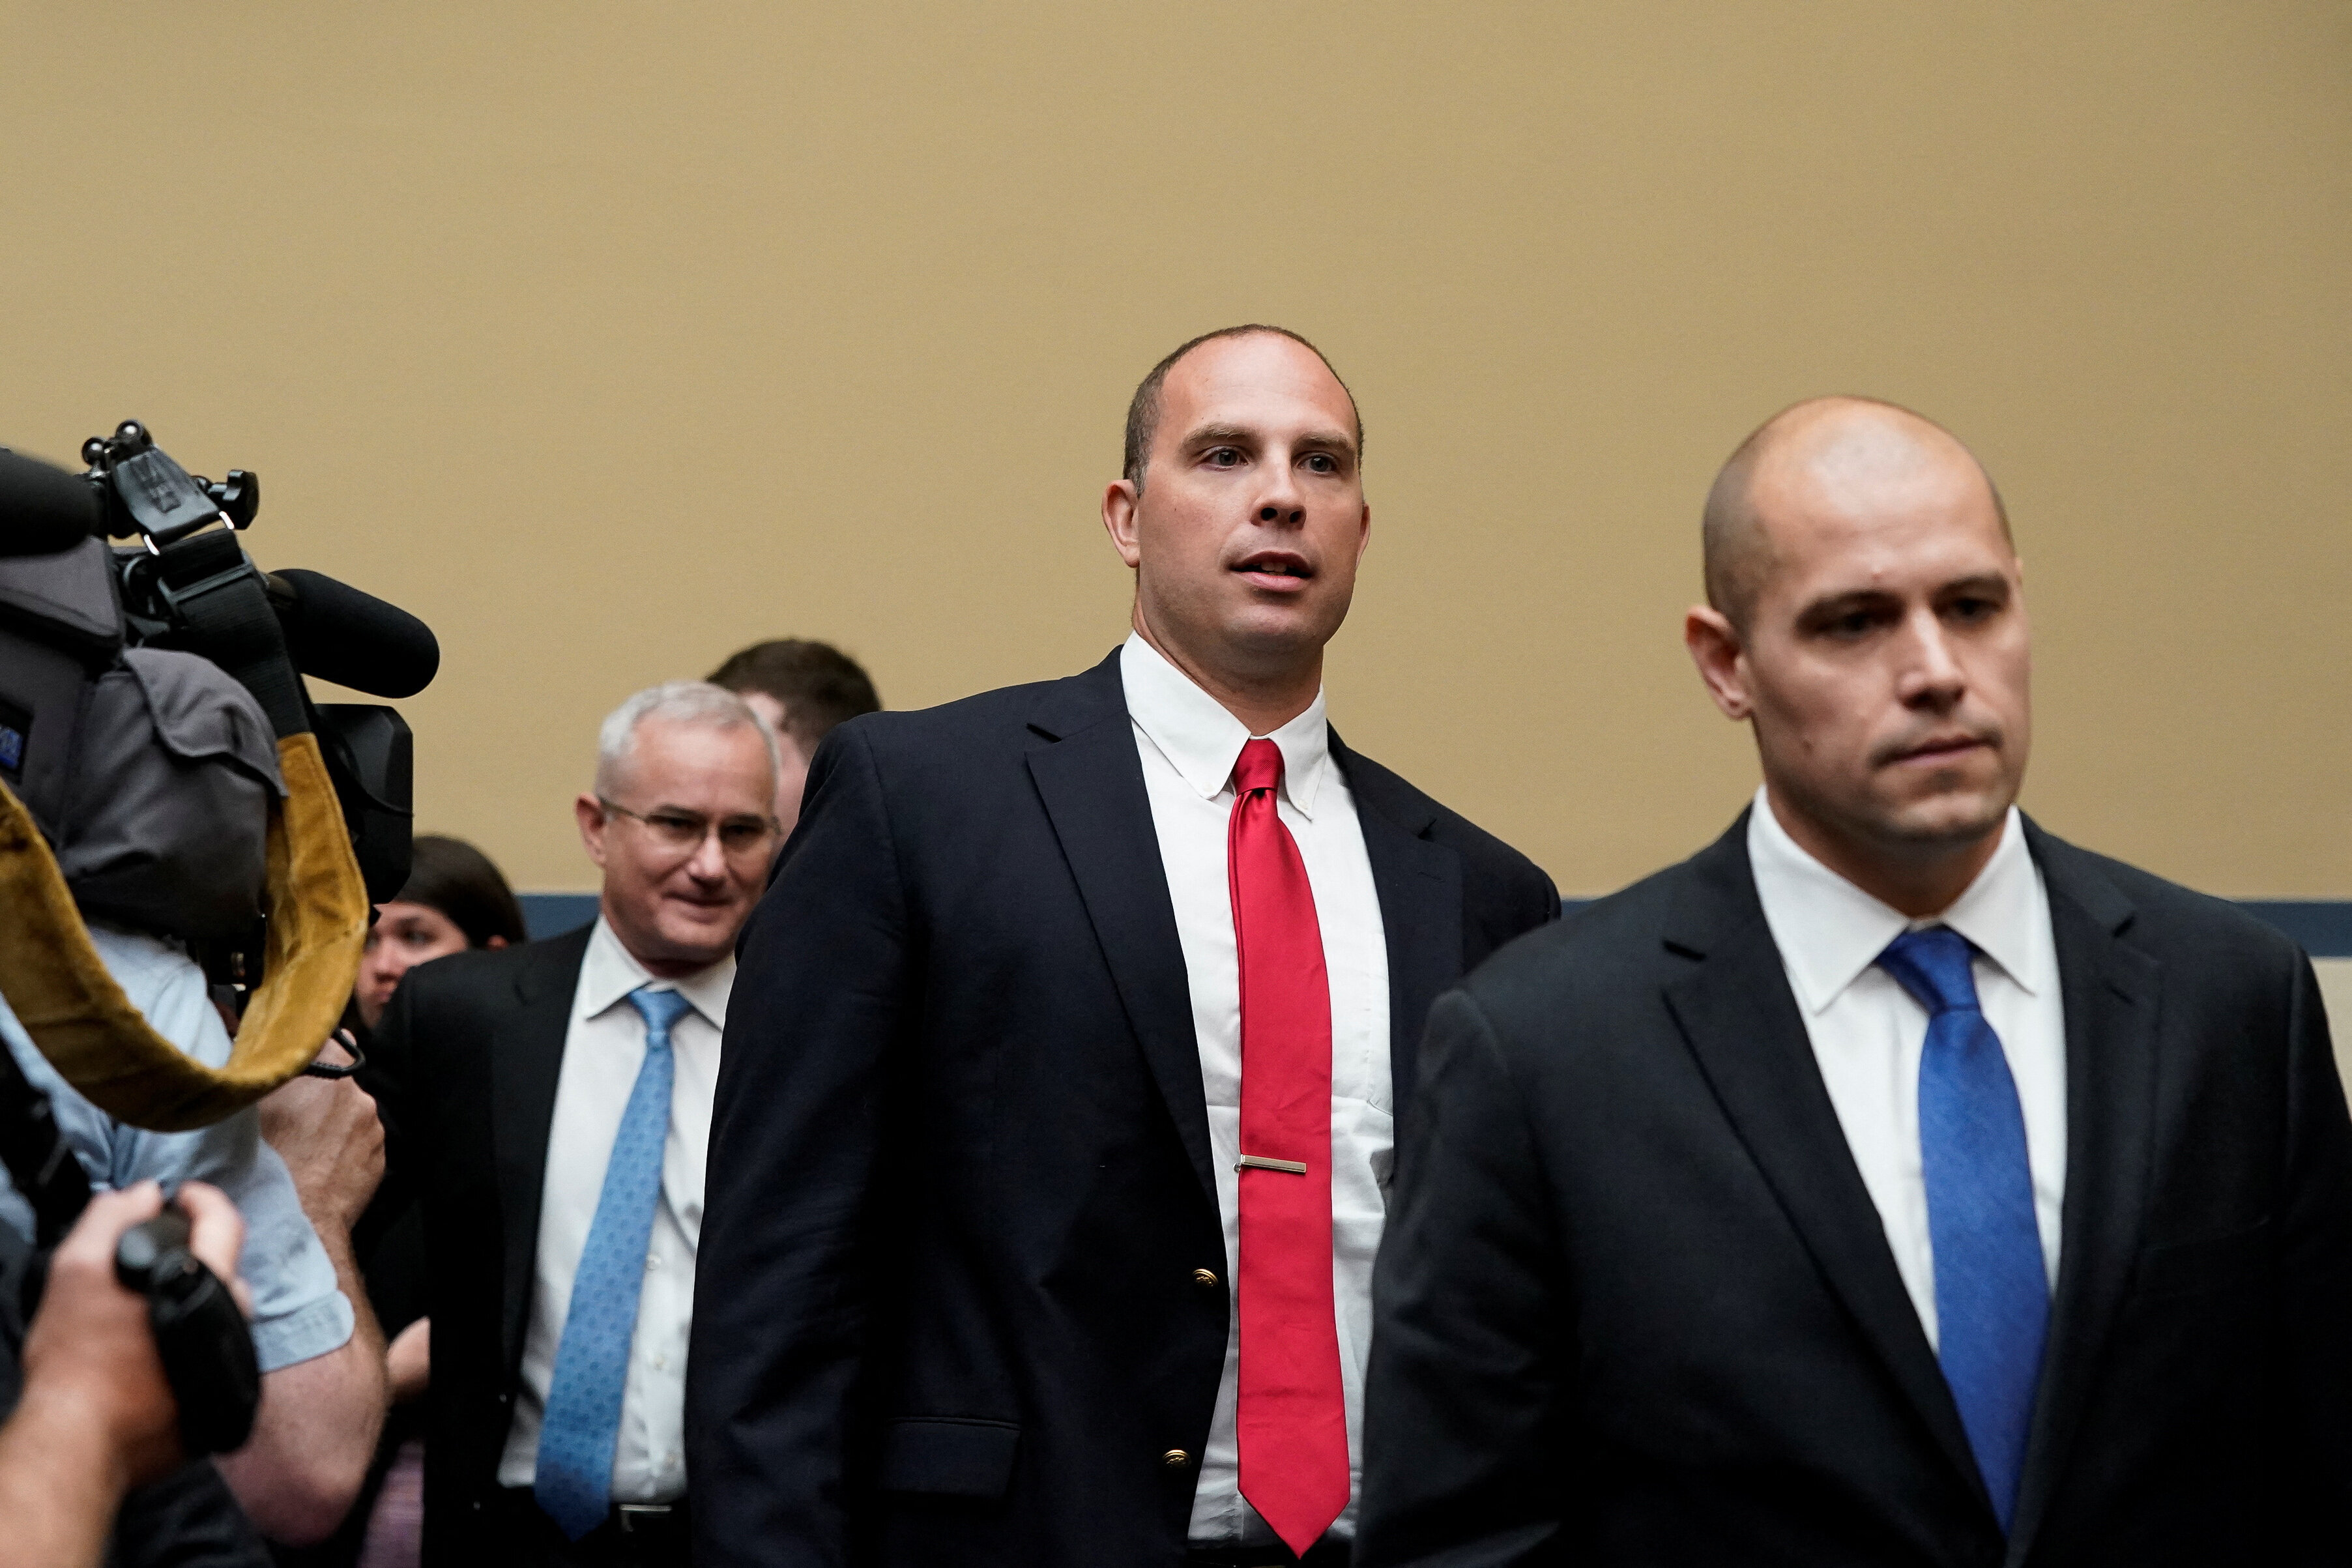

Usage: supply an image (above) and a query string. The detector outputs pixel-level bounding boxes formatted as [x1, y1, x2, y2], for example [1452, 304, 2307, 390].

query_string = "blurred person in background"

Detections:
[364, 682, 776, 1566]
[282, 835, 530, 1568]
[353, 837, 529, 1034]
[706, 639, 880, 832]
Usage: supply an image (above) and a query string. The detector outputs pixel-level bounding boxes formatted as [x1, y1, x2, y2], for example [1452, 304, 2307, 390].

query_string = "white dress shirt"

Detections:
[1746, 787, 2067, 1348]
[498, 916, 729, 1501]
[1120, 634, 1392, 1548]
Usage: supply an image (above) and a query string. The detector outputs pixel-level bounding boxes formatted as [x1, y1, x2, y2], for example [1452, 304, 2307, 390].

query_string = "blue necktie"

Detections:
[1876, 927, 2048, 1532]
[534, 985, 693, 1540]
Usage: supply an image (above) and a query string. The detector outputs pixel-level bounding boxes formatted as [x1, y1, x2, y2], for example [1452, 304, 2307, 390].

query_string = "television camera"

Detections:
[0, 420, 442, 1453]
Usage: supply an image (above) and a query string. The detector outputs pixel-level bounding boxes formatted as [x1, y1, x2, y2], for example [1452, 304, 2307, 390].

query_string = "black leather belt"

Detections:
[1185, 1537, 1349, 1567]
[495, 1487, 691, 1566]
[610, 1498, 690, 1538]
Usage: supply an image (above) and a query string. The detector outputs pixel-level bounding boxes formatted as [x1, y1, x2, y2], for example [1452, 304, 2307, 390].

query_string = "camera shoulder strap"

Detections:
[150, 530, 308, 740]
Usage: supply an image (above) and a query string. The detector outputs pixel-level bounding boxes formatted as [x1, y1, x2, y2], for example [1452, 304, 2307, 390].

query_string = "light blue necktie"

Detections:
[1877, 927, 2049, 1532]
[534, 984, 693, 1540]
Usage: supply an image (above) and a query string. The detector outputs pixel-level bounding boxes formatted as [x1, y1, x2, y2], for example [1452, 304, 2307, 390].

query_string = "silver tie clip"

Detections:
[1236, 1155, 1309, 1175]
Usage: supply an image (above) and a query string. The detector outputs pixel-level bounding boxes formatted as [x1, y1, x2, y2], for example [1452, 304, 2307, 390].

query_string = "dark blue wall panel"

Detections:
[527, 892, 2352, 955]
[518, 893, 602, 942]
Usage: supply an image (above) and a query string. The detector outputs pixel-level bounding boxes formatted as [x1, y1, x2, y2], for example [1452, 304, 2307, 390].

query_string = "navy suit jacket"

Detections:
[686, 650, 1558, 1567]
[1359, 813, 2352, 1567]
[360, 925, 593, 1565]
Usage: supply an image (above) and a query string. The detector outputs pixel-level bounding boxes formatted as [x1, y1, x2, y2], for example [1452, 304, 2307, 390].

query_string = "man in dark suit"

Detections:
[366, 681, 780, 1565]
[689, 325, 1558, 1568]
[1358, 396, 2352, 1567]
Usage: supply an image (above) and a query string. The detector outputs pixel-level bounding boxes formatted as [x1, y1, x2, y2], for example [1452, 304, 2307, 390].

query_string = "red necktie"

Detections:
[1227, 738, 1349, 1556]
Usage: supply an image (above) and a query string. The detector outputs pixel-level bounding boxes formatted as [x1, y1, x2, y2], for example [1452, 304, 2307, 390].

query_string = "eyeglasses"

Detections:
[597, 798, 780, 858]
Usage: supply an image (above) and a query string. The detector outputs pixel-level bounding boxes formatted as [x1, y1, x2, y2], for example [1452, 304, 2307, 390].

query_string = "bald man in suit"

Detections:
[1360, 398, 2352, 1567]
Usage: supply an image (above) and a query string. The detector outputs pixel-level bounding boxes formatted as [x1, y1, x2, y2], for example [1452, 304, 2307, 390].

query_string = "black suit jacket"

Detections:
[362, 925, 594, 1566]
[1359, 813, 2352, 1567]
[686, 650, 1559, 1568]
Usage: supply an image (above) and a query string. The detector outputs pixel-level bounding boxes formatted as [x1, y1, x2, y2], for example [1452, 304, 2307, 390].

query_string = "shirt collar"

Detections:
[577, 913, 735, 1030]
[1746, 787, 2043, 1015]
[1118, 633, 1331, 817]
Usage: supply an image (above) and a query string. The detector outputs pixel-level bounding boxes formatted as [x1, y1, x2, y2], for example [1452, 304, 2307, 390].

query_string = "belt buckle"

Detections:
[614, 1502, 673, 1534]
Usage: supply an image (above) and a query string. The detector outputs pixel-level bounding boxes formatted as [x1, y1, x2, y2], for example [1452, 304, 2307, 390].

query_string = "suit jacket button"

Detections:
[1192, 1268, 1219, 1288]
[1163, 1449, 1192, 1468]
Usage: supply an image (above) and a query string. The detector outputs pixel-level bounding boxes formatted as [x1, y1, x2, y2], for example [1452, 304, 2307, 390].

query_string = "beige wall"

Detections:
[3, 4, 2346, 896]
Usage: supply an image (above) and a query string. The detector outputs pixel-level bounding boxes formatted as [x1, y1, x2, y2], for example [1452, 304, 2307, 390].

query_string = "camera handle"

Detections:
[0, 1042, 261, 1455]
[114, 1208, 261, 1455]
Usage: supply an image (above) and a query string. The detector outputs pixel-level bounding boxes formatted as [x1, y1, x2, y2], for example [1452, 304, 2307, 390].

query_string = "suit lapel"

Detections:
[2003, 825, 2159, 1563]
[1024, 654, 1216, 1206]
[1329, 731, 1460, 1122]
[1661, 819, 1989, 1507]
[493, 925, 590, 1374]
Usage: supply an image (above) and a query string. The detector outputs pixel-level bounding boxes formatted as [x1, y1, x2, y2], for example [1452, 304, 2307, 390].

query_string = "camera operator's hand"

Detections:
[256, 1033, 384, 1236]
[226, 1033, 388, 1543]
[0, 1181, 248, 1568]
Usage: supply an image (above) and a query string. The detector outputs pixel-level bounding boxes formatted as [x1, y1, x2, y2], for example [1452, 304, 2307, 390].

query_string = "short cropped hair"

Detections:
[594, 680, 778, 800]
[1121, 325, 1363, 492]
[394, 834, 528, 949]
[1702, 394, 2013, 634]
[706, 639, 881, 751]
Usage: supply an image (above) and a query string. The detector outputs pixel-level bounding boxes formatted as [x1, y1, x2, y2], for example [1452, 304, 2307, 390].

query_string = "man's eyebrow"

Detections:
[646, 803, 770, 827]
[1795, 573, 2013, 622]
[1178, 422, 1260, 450]
[1291, 429, 1358, 458]
[1794, 586, 1901, 620]
[1174, 423, 1359, 459]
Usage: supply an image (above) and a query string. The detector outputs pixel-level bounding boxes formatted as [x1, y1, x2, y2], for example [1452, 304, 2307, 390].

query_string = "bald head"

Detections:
[1683, 396, 2033, 914]
[1124, 325, 1362, 493]
[1702, 396, 2011, 633]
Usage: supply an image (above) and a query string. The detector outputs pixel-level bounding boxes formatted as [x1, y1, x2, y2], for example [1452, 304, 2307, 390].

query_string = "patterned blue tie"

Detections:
[534, 984, 693, 1539]
[1877, 927, 2048, 1532]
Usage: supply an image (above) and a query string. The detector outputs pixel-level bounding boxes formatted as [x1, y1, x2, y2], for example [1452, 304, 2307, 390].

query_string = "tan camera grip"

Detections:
[0, 733, 369, 1131]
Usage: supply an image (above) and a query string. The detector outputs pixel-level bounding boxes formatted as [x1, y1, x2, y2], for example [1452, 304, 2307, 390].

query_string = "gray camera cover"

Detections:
[58, 647, 285, 941]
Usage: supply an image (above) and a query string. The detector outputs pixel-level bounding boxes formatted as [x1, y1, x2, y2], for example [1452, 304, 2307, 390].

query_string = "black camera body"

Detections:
[0, 1038, 259, 1457]
[114, 1207, 261, 1455]
[0, 422, 439, 951]
[80, 421, 429, 914]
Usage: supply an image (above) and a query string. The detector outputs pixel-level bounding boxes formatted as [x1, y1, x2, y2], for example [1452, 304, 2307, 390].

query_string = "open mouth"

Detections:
[1232, 551, 1314, 589]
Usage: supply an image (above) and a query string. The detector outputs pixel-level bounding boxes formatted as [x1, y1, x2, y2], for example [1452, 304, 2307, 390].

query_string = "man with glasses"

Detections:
[362, 680, 777, 1566]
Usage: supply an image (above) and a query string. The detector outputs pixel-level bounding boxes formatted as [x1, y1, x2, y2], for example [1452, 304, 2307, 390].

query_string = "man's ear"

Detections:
[575, 792, 611, 869]
[1683, 605, 1754, 721]
[1101, 480, 1144, 568]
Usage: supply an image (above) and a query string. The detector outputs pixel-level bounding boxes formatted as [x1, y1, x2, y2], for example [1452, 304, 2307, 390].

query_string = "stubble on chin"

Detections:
[1865, 765, 2017, 856]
